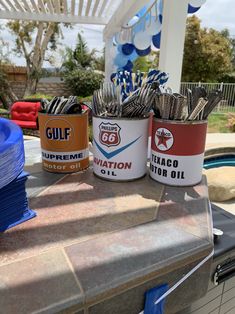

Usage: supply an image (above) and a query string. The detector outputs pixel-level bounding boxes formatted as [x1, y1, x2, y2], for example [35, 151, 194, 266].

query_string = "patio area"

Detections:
[0, 137, 213, 313]
[0, 0, 235, 313]
[0, 135, 234, 313]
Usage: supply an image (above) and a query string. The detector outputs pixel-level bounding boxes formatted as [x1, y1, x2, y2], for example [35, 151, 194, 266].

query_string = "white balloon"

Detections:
[115, 29, 132, 45]
[146, 17, 162, 36]
[115, 31, 126, 45]
[114, 33, 121, 44]
[127, 15, 139, 27]
[133, 31, 152, 50]
[189, 0, 206, 7]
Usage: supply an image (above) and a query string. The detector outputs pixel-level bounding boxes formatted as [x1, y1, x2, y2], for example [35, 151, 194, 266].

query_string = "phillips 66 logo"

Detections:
[99, 122, 121, 147]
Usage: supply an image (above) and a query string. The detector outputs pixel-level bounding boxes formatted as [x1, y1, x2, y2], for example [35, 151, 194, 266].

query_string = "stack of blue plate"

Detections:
[0, 172, 36, 232]
[0, 118, 25, 189]
[0, 118, 36, 232]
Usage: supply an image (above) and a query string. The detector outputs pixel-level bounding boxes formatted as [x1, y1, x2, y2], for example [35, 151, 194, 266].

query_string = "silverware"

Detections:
[186, 97, 208, 121]
[203, 90, 223, 119]
[173, 94, 188, 120]
[161, 94, 173, 119]
[191, 86, 207, 111]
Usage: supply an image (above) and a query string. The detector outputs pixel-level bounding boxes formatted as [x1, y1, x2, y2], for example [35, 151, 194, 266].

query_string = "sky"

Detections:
[0, 0, 234, 67]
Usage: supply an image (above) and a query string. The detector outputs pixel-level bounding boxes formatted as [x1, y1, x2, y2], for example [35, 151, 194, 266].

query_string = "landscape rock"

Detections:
[204, 166, 235, 201]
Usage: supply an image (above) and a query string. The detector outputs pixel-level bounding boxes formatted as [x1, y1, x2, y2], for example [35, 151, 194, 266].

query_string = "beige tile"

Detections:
[0, 249, 83, 314]
[0, 169, 163, 265]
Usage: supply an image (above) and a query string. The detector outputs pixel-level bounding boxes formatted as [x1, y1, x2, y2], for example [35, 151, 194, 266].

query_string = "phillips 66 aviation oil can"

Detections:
[38, 112, 89, 173]
[150, 118, 207, 186]
[92, 115, 149, 181]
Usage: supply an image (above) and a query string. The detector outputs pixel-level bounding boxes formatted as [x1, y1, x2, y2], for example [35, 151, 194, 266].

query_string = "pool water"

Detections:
[204, 154, 235, 169]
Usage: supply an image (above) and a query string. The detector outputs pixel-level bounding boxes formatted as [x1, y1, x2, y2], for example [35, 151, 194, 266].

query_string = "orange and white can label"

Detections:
[38, 112, 89, 173]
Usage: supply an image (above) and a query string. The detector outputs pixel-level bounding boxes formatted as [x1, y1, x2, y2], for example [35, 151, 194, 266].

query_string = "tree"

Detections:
[7, 21, 63, 96]
[133, 51, 159, 72]
[62, 33, 97, 72]
[62, 33, 103, 96]
[221, 29, 235, 70]
[0, 68, 18, 109]
[93, 48, 105, 72]
[0, 27, 17, 108]
[182, 16, 233, 82]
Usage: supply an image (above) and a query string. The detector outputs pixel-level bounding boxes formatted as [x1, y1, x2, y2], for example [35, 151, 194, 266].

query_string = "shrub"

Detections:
[64, 69, 103, 97]
[227, 113, 235, 132]
[24, 93, 53, 100]
[78, 95, 92, 102]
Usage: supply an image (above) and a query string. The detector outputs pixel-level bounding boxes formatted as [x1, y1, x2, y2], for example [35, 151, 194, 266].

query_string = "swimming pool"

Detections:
[204, 154, 235, 169]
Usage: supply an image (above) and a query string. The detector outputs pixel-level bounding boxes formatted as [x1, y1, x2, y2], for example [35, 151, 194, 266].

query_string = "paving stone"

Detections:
[65, 219, 212, 305]
[0, 249, 83, 314]
[0, 167, 162, 265]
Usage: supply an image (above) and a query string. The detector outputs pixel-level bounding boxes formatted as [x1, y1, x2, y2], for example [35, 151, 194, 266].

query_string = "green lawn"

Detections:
[207, 113, 231, 133]
[0, 108, 8, 113]
[1, 106, 234, 134]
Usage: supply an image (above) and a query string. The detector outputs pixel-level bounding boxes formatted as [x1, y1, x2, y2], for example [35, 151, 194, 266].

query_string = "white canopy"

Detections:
[0, 0, 191, 92]
[0, 0, 123, 25]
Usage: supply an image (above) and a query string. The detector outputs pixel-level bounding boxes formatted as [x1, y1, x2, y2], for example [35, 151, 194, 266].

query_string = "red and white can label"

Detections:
[150, 119, 207, 186]
[93, 116, 149, 181]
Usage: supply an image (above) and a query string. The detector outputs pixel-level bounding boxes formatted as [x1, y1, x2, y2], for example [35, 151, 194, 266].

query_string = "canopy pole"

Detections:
[105, 37, 113, 82]
[159, 0, 188, 92]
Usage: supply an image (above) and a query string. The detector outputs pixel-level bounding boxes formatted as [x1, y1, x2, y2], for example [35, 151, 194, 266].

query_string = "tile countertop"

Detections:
[0, 139, 214, 314]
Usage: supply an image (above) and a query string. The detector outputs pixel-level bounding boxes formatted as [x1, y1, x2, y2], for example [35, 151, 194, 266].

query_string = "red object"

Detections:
[151, 119, 207, 156]
[11, 101, 41, 129]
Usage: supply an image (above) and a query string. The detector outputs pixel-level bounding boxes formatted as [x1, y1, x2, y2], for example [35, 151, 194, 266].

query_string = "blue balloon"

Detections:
[145, 12, 151, 23]
[137, 6, 147, 17]
[123, 60, 133, 71]
[113, 36, 118, 46]
[157, 0, 163, 16]
[110, 73, 116, 82]
[128, 49, 138, 62]
[188, 4, 200, 13]
[133, 19, 145, 33]
[122, 43, 135, 55]
[117, 45, 123, 53]
[136, 46, 151, 56]
[152, 32, 161, 49]
[114, 53, 129, 67]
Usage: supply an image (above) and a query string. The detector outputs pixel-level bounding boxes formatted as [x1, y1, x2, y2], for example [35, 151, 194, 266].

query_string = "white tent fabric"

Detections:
[0, 0, 190, 92]
[0, 0, 122, 25]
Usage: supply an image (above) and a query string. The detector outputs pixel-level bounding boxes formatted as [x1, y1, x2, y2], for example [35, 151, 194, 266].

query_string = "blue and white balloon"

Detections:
[146, 16, 162, 35]
[157, 0, 163, 19]
[114, 53, 129, 67]
[123, 60, 133, 71]
[133, 31, 152, 50]
[115, 32, 127, 45]
[133, 19, 145, 34]
[117, 45, 123, 53]
[128, 49, 139, 62]
[136, 46, 151, 57]
[122, 43, 135, 56]
[152, 32, 161, 49]
[110, 72, 116, 82]
[188, 4, 200, 13]
[189, 0, 206, 6]
[136, 6, 147, 18]
[126, 15, 139, 27]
